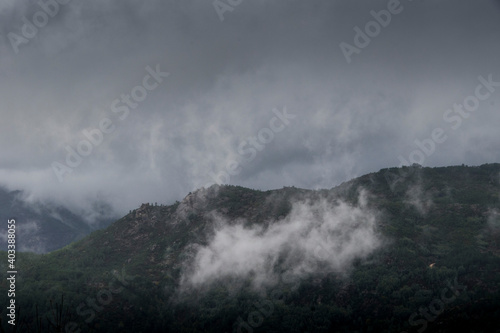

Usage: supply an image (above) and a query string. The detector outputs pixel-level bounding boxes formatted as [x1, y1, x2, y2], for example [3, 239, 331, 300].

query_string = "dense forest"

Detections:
[1, 164, 500, 332]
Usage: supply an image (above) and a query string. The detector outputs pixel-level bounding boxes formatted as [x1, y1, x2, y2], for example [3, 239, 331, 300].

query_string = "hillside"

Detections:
[0, 187, 115, 253]
[1, 164, 500, 332]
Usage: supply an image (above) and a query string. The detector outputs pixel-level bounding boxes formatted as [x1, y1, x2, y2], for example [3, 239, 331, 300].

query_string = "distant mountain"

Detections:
[0, 187, 115, 253]
[1, 164, 500, 332]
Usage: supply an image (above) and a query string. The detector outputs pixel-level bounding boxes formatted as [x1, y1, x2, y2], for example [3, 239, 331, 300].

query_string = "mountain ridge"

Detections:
[0, 186, 115, 253]
[1, 163, 500, 332]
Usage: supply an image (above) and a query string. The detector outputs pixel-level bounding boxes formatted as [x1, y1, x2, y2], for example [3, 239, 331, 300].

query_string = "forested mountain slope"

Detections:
[1, 163, 499, 332]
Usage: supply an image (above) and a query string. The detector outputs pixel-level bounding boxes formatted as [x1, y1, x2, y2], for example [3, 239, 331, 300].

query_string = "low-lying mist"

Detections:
[180, 190, 384, 291]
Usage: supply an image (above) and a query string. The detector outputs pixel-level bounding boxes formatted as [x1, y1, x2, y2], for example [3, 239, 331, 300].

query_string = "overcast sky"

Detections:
[0, 0, 499, 218]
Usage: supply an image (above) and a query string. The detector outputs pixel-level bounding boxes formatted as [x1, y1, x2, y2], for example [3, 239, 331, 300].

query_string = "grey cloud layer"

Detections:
[0, 0, 499, 219]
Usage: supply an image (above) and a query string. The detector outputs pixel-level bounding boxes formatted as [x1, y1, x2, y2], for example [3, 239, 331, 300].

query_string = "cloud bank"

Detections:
[0, 0, 499, 221]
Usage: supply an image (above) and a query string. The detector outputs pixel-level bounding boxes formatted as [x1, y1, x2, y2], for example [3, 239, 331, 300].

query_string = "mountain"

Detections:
[1, 164, 500, 332]
[0, 187, 115, 253]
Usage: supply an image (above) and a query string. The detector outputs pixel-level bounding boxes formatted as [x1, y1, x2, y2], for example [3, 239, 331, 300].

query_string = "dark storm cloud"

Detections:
[0, 0, 499, 219]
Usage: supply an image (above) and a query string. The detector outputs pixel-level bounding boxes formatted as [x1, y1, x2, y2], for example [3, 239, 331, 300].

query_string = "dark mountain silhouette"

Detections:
[1, 163, 500, 332]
